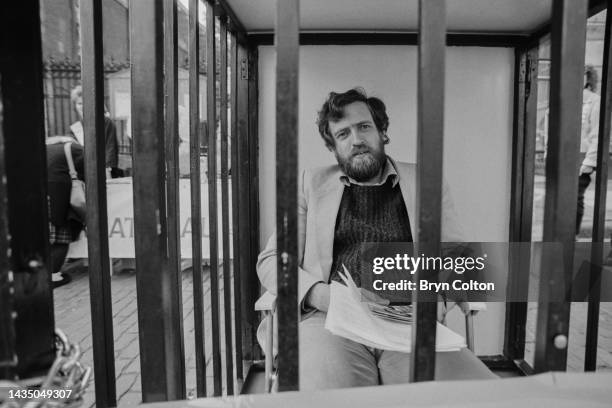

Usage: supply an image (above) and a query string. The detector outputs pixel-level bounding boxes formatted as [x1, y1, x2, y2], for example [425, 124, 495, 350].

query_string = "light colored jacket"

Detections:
[256, 157, 466, 310]
[581, 88, 601, 168]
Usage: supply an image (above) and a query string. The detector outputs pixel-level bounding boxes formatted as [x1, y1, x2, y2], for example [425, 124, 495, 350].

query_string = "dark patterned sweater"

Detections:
[329, 178, 412, 286]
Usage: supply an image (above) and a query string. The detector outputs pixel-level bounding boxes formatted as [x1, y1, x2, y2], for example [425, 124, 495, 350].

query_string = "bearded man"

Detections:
[256, 88, 494, 390]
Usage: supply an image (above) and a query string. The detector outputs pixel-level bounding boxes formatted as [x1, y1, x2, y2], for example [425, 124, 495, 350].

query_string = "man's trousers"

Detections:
[299, 311, 497, 391]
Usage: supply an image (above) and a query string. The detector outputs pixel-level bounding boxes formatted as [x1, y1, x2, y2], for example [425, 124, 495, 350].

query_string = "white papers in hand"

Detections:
[324, 270, 466, 353]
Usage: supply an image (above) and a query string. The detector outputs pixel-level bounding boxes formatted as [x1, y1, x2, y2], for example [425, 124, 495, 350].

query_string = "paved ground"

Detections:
[53, 263, 231, 407]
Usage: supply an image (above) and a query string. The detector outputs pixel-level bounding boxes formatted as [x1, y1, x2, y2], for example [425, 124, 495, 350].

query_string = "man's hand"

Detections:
[580, 165, 595, 175]
[305, 282, 330, 312]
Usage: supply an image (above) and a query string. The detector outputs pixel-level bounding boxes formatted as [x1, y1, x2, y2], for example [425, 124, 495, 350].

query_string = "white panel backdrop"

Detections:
[257, 45, 514, 355]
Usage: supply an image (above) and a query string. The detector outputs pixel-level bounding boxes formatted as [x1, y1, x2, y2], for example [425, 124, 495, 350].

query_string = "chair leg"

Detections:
[465, 312, 475, 352]
[264, 311, 274, 393]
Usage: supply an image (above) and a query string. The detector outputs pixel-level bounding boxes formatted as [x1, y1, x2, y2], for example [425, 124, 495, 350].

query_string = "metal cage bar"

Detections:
[130, 0, 185, 400]
[504, 46, 539, 363]
[585, 0, 612, 371]
[206, 0, 223, 396]
[229, 31, 244, 384]
[410, 0, 446, 383]
[275, 0, 300, 392]
[0, 74, 16, 381]
[236, 43, 258, 366]
[188, 0, 206, 398]
[0, 0, 55, 377]
[247, 47, 261, 363]
[79, 0, 117, 405]
[219, 15, 235, 395]
[248, 51, 261, 365]
[534, 0, 588, 373]
[163, 0, 187, 397]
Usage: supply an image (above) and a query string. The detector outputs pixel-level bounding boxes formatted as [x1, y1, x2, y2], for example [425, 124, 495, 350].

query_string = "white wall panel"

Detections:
[258, 45, 514, 355]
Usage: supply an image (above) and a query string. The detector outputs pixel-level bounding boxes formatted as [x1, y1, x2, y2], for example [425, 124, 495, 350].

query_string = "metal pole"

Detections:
[275, 0, 300, 392]
[130, 0, 185, 400]
[410, 0, 446, 383]
[585, 0, 612, 371]
[205, 0, 222, 396]
[80, 0, 116, 405]
[163, 0, 187, 396]
[219, 16, 235, 395]
[534, 0, 588, 373]
[0, 0, 55, 378]
[188, 0, 206, 397]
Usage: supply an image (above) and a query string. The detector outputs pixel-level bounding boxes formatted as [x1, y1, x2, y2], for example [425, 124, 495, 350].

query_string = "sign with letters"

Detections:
[67, 177, 230, 259]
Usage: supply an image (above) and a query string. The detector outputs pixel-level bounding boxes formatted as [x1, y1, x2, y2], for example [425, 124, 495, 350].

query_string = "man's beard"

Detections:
[336, 148, 386, 182]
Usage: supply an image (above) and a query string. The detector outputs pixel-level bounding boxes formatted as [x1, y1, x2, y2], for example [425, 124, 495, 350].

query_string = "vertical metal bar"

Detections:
[70, 0, 80, 59]
[275, 0, 299, 391]
[43, 73, 52, 138]
[505, 50, 527, 361]
[585, 0, 612, 371]
[206, 1, 222, 396]
[163, 0, 187, 397]
[248, 48, 261, 363]
[188, 0, 206, 398]
[229, 32, 244, 383]
[63, 73, 71, 134]
[130, 0, 184, 401]
[45, 73, 54, 137]
[237, 43, 256, 365]
[534, 0, 588, 373]
[53, 75, 60, 135]
[505, 47, 539, 362]
[59, 74, 66, 135]
[219, 16, 234, 395]
[520, 48, 539, 250]
[410, 0, 446, 383]
[0, 0, 55, 377]
[0, 76, 18, 381]
[80, 1, 116, 406]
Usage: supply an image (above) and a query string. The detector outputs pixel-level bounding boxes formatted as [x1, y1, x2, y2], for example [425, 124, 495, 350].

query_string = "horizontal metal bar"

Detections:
[522, 0, 606, 51]
[215, 0, 248, 44]
[248, 32, 528, 47]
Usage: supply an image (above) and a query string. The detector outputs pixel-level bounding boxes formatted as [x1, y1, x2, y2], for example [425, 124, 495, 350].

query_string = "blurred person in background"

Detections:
[576, 65, 601, 235]
[46, 136, 85, 288]
[69, 85, 121, 178]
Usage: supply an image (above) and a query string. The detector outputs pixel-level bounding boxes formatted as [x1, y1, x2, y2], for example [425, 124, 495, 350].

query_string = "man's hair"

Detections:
[585, 65, 598, 92]
[316, 88, 389, 148]
[70, 85, 82, 106]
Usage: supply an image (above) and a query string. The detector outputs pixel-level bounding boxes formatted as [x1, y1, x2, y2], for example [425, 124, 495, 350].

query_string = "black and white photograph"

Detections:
[1, 0, 611, 407]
